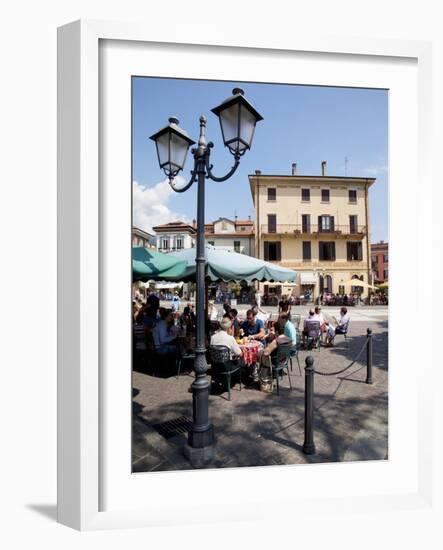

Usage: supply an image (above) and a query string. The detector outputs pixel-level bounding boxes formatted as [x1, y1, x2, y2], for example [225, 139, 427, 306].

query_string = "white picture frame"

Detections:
[57, 19, 434, 531]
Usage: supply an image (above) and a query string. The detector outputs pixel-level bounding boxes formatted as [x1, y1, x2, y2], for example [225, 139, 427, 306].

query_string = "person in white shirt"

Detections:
[208, 300, 219, 321]
[210, 318, 242, 359]
[255, 290, 262, 309]
[326, 307, 350, 345]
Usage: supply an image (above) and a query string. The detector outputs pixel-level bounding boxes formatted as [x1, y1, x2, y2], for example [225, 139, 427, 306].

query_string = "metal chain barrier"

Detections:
[312, 337, 368, 377]
[302, 328, 373, 455]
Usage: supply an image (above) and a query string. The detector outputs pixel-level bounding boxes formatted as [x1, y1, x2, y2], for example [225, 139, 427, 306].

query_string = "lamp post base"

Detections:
[183, 441, 215, 467]
[302, 443, 316, 455]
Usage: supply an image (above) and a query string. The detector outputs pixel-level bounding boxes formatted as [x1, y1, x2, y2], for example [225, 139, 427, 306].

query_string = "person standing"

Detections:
[255, 289, 262, 309]
[171, 291, 180, 313]
[278, 294, 292, 319]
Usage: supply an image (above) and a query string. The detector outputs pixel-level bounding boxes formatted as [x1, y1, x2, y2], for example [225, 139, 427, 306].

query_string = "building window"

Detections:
[267, 187, 276, 201]
[161, 238, 169, 250]
[349, 215, 358, 234]
[176, 237, 183, 250]
[338, 285, 345, 295]
[301, 188, 310, 202]
[318, 215, 335, 232]
[371, 256, 376, 269]
[302, 214, 311, 233]
[321, 189, 330, 202]
[349, 189, 357, 203]
[302, 241, 311, 261]
[319, 241, 336, 261]
[234, 240, 241, 253]
[264, 241, 281, 261]
[221, 221, 227, 230]
[324, 275, 332, 293]
[267, 214, 277, 233]
[208, 240, 215, 246]
[240, 226, 246, 231]
[384, 269, 388, 280]
[383, 254, 388, 263]
[347, 242, 363, 261]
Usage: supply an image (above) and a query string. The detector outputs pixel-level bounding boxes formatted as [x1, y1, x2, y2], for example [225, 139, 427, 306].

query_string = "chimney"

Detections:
[192, 219, 196, 228]
[235, 215, 238, 222]
[291, 162, 297, 176]
[255, 169, 261, 176]
[321, 161, 326, 176]
[248, 215, 251, 221]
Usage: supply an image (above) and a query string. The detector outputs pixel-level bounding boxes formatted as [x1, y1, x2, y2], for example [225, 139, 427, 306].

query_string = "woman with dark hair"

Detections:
[227, 308, 240, 338]
[262, 320, 292, 358]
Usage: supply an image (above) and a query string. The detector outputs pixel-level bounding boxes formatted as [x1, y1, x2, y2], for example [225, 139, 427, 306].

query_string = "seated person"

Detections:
[302, 309, 321, 344]
[228, 308, 240, 339]
[182, 303, 196, 331]
[240, 309, 266, 341]
[210, 318, 242, 359]
[146, 292, 160, 312]
[262, 320, 293, 358]
[222, 302, 232, 316]
[326, 307, 350, 345]
[259, 321, 293, 382]
[314, 305, 328, 337]
[279, 312, 298, 347]
[251, 305, 268, 325]
[152, 308, 177, 355]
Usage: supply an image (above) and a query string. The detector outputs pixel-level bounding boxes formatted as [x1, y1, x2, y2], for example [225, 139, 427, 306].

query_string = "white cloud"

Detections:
[133, 178, 190, 233]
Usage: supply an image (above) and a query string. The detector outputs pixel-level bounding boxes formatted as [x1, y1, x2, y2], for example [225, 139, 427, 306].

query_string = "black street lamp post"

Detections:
[150, 88, 263, 465]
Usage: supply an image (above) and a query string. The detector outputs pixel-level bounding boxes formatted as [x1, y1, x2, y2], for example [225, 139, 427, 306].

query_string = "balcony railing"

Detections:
[260, 224, 367, 236]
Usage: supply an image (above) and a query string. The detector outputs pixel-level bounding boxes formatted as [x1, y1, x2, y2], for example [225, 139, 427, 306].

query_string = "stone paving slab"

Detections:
[132, 315, 388, 472]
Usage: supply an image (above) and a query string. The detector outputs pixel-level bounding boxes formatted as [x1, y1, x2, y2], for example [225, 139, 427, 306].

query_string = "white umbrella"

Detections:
[343, 279, 377, 290]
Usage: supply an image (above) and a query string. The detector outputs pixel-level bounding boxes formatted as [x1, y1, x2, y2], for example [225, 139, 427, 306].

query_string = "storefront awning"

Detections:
[300, 272, 318, 285]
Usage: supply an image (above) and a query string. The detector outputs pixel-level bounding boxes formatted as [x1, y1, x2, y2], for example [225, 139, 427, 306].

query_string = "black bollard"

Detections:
[302, 356, 316, 455]
[366, 328, 373, 384]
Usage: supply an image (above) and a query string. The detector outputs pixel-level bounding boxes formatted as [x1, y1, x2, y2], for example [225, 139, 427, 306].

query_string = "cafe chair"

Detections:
[332, 320, 350, 348]
[270, 342, 293, 395]
[208, 345, 242, 401]
[304, 320, 321, 351]
[176, 351, 196, 378]
[291, 314, 301, 329]
[289, 334, 302, 376]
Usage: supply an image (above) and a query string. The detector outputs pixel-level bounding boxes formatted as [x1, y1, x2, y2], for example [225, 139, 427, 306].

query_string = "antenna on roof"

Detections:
[344, 156, 349, 176]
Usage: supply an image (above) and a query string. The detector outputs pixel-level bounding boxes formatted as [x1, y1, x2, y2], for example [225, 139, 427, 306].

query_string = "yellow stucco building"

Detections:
[249, 162, 375, 300]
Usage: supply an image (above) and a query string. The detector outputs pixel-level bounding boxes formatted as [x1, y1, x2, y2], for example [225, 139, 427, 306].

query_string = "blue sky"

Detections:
[132, 77, 388, 242]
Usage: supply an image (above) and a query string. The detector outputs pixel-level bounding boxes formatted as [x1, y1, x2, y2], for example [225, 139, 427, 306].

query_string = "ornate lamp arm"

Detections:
[168, 157, 198, 193]
[205, 142, 241, 182]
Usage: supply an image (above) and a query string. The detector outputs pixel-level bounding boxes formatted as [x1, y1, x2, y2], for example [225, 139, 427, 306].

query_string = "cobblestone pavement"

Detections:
[132, 305, 388, 472]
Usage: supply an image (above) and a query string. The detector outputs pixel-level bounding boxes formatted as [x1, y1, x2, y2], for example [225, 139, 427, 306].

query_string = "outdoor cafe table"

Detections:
[238, 340, 261, 366]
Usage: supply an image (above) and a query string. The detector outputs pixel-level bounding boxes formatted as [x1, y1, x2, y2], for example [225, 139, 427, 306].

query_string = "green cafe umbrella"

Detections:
[132, 246, 188, 281]
[169, 245, 297, 283]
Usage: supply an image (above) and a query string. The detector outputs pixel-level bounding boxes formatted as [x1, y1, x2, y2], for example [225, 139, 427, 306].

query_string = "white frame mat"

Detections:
[57, 19, 433, 531]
